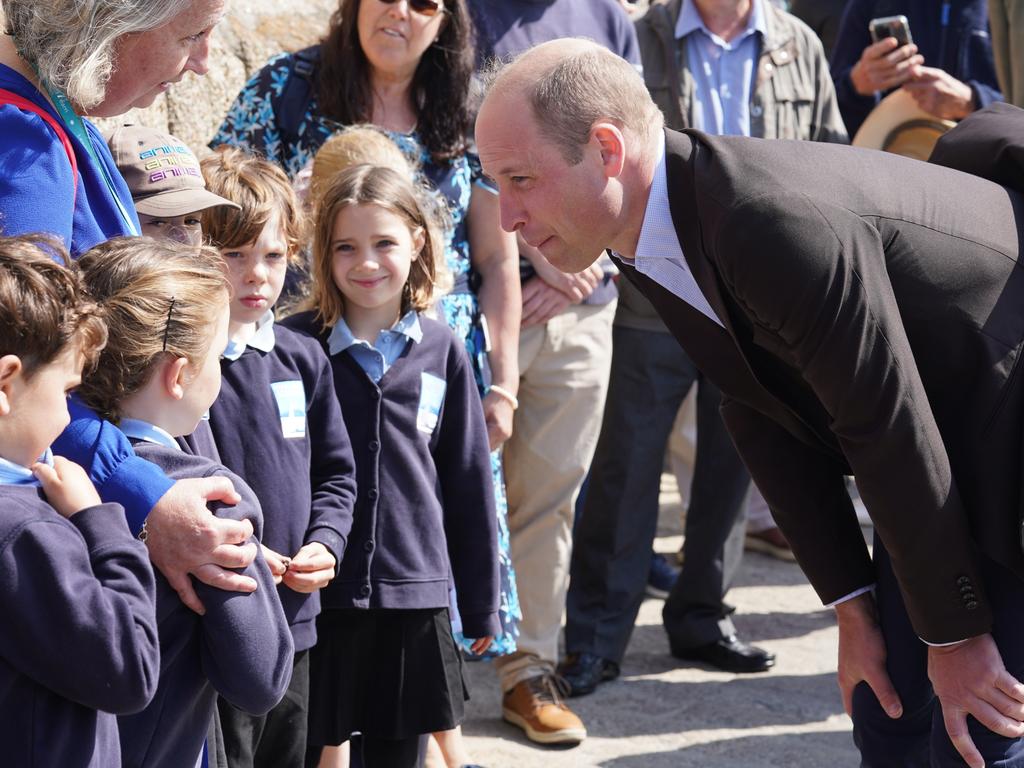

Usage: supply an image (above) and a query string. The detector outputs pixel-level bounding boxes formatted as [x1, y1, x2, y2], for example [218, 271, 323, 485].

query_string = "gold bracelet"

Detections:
[488, 384, 519, 410]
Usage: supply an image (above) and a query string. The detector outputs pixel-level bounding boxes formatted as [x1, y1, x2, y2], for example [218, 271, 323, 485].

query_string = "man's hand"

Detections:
[482, 390, 515, 450]
[928, 633, 1024, 768]
[282, 542, 336, 594]
[145, 477, 258, 615]
[261, 544, 290, 585]
[521, 277, 572, 327]
[34, 457, 102, 519]
[834, 592, 904, 720]
[850, 37, 924, 95]
[902, 67, 974, 120]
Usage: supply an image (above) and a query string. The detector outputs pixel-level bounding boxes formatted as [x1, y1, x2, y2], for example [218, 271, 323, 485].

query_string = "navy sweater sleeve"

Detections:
[436, 340, 501, 639]
[304, 345, 357, 564]
[0, 495, 160, 714]
[52, 398, 173, 535]
[191, 463, 294, 714]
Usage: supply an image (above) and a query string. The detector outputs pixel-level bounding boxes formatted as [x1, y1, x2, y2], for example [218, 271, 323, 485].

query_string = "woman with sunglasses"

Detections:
[213, 1, 521, 766]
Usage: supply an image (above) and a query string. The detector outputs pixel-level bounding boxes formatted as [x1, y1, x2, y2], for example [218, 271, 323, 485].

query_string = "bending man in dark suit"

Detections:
[476, 38, 1024, 768]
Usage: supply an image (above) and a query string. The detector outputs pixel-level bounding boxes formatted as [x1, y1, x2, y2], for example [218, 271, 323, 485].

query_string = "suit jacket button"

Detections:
[957, 576, 970, 586]
[360, 584, 371, 597]
[965, 600, 979, 611]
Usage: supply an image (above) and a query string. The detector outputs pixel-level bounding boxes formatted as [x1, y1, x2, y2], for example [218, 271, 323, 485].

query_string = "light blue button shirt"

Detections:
[676, 0, 766, 137]
[222, 310, 277, 361]
[118, 418, 181, 451]
[328, 311, 424, 384]
[619, 133, 724, 328]
[0, 447, 54, 486]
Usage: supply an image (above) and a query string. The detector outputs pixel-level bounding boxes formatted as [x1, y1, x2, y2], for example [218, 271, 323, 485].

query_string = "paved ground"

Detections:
[460, 476, 864, 767]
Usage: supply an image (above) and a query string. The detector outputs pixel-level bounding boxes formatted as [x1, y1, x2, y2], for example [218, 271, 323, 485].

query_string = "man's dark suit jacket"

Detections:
[617, 127, 1024, 644]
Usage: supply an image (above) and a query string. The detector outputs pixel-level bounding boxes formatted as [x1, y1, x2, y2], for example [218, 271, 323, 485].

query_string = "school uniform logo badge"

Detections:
[271, 380, 307, 438]
[417, 373, 447, 434]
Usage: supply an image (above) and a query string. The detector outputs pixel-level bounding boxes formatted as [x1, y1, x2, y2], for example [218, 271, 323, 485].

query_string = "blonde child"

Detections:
[75, 236, 294, 768]
[285, 164, 499, 767]
[199, 147, 357, 768]
[0, 234, 159, 768]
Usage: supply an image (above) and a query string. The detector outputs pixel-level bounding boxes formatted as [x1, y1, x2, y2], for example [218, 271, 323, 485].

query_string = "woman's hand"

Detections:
[467, 635, 494, 655]
[33, 456, 102, 519]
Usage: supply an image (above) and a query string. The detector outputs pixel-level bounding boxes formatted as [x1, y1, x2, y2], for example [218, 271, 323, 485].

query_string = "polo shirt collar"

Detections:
[676, 0, 766, 42]
[119, 418, 180, 451]
[0, 448, 53, 486]
[222, 310, 277, 361]
[327, 310, 423, 357]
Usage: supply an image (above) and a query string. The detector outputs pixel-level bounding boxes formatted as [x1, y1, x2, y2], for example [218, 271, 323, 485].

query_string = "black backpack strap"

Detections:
[278, 45, 321, 148]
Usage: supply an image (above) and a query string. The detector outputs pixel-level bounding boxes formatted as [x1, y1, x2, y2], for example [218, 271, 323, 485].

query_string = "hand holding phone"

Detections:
[851, 16, 923, 96]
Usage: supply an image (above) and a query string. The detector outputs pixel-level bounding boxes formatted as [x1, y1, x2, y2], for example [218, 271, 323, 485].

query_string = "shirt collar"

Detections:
[327, 310, 423, 357]
[222, 311, 277, 361]
[118, 418, 181, 451]
[632, 133, 685, 265]
[676, 0, 766, 42]
[0, 448, 53, 486]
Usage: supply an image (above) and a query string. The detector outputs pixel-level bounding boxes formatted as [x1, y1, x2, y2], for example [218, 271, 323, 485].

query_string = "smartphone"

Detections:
[869, 15, 914, 46]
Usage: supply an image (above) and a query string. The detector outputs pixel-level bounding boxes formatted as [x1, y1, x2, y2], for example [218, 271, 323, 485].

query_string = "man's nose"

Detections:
[498, 196, 525, 234]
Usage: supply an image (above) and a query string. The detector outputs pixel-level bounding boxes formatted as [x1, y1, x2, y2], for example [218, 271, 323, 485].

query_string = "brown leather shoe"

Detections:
[502, 674, 587, 745]
[744, 526, 797, 561]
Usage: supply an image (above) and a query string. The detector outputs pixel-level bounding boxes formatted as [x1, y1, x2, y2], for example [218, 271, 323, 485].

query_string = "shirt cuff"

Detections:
[825, 584, 875, 608]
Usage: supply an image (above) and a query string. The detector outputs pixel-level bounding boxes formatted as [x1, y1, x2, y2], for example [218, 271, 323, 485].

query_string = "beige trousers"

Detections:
[990, 0, 1024, 107]
[495, 302, 616, 691]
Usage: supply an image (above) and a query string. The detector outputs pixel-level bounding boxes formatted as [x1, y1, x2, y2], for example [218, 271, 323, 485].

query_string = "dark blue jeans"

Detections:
[853, 535, 1024, 767]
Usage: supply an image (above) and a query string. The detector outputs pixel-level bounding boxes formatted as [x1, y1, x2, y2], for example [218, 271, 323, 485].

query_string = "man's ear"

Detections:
[592, 121, 627, 179]
[0, 355, 22, 417]
[162, 357, 191, 401]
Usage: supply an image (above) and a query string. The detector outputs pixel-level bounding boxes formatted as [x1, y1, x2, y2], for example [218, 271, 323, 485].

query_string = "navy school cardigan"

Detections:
[284, 311, 501, 639]
[118, 439, 293, 768]
[208, 322, 357, 651]
[0, 487, 159, 768]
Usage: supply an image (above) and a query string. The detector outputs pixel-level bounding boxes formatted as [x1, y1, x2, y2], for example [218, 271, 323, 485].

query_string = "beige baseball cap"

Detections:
[106, 124, 239, 217]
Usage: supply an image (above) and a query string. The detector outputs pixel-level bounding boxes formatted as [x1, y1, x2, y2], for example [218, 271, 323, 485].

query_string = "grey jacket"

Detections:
[620, 0, 849, 332]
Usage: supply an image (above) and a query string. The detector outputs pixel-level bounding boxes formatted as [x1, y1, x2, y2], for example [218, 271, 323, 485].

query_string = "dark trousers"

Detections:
[220, 649, 308, 768]
[853, 535, 1024, 767]
[565, 326, 751, 662]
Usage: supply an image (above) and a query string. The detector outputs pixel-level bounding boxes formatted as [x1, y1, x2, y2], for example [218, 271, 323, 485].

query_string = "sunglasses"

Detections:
[377, 0, 447, 17]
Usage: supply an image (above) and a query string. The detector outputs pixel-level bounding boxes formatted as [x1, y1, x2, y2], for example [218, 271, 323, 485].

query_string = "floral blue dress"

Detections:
[212, 51, 520, 657]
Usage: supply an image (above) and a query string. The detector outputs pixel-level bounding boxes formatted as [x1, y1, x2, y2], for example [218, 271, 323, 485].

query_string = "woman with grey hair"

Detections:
[0, 0, 264, 668]
[0, 0, 224, 256]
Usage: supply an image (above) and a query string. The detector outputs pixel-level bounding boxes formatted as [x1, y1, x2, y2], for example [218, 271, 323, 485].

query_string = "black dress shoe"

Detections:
[557, 652, 620, 697]
[670, 634, 776, 673]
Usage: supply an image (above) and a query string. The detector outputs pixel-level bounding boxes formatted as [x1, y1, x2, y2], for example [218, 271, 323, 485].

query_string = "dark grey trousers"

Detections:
[565, 326, 751, 662]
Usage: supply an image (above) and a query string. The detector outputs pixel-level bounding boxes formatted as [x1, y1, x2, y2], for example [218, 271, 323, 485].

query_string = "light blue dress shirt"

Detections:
[676, 0, 767, 137]
[328, 311, 424, 384]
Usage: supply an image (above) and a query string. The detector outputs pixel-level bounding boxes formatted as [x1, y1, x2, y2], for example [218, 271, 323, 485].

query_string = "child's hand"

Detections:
[282, 542, 336, 593]
[33, 456, 102, 519]
[261, 545, 291, 585]
[467, 635, 494, 656]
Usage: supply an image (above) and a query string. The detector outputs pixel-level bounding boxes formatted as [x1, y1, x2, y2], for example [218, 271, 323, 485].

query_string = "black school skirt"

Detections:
[307, 607, 468, 745]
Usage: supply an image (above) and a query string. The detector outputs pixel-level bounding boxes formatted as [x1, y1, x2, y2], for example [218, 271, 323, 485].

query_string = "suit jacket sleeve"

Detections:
[713, 190, 991, 643]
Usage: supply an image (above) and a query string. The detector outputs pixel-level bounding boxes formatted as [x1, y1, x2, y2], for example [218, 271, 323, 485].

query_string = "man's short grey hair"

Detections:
[2, 0, 193, 109]
[489, 41, 664, 165]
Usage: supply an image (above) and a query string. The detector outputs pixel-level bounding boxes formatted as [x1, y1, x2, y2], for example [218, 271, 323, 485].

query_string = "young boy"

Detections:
[0, 234, 159, 768]
[200, 147, 358, 767]
[106, 124, 239, 246]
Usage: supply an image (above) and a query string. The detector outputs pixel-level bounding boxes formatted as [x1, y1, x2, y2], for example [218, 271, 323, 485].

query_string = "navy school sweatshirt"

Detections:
[283, 311, 501, 639]
[117, 438, 293, 768]
[0, 487, 159, 768]
[208, 321, 357, 651]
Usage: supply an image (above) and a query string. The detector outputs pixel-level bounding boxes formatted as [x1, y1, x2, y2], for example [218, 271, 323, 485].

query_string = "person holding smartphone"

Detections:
[830, 0, 1002, 135]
